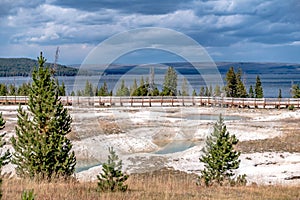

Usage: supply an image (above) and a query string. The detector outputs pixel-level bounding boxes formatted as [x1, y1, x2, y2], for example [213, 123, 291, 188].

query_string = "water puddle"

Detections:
[75, 163, 101, 173]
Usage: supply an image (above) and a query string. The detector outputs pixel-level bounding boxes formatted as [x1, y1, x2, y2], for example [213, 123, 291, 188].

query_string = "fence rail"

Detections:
[0, 96, 299, 109]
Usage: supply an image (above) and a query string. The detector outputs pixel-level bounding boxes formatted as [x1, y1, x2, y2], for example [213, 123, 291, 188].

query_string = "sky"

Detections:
[0, 0, 299, 65]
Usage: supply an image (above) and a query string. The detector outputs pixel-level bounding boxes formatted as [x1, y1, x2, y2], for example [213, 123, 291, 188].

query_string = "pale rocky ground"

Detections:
[1, 105, 299, 186]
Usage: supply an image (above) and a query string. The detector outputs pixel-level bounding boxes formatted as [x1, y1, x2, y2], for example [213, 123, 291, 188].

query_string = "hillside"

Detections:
[0, 58, 78, 76]
[70, 62, 300, 75]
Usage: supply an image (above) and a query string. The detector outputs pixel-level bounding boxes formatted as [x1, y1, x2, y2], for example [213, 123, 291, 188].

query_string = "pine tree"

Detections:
[83, 80, 94, 96]
[137, 77, 148, 96]
[214, 85, 221, 97]
[198, 114, 246, 186]
[278, 88, 282, 99]
[204, 86, 208, 96]
[17, 83, 30, 96]
[98, 81, 109, 96]
[255, 75, 263, 98]
[209, 85, 213, 97]
[248, 85, 254, 98]
[0, 84, 7, 96]
[148, 67, 157, 96]
[11, 52, 76, 181]
[58, 81, 66, 96]
[181, 78, 189, 96]
[192, 89, 197, 96]
[116, 80, 130, 96]
[291, 84, 300, 98]
[225, 67, 237, 97]
[70, 91, 75, 96]
[0, 113, 11, 199]
[130, 79, 138, 96]
[236, 68, 248, 98]
[161, 67, 177, 96]
[199, 86, 205, 96]
[97, 147, 128, 192]
[8, 84, 16, 96]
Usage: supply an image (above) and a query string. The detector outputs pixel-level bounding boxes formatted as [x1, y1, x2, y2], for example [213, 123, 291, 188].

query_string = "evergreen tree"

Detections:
[161, 67, 177, 96]
[236, 68, 248, 98]
[214, 85, 221, 97]
[199, 86, 205, 96]
[255, 75, 263, 98]
[148, 67, 157, 96]
[97, 147, 128, 192]
[248, 85, 254, 98]
[83, 80, 94, 96]
[76, 90, 82, 96]
[130, 79, 138, 96]
[145, 77, 149, 85]
[137, 77, 148, 96]
[204, 86, 210, 96]
[291, 84, 300, 98]
[70, 91, 75, 96]
[139, 76, 145, 89]
[0, 84, 7, 96]
[198, 114, 245, 186]
[8, 84, 16, 96]
[209, 85, 213, 97]
[58, 81, 66, 96]
[0, 113, 11, 199]
[11, 52, 76, 181]
[116, 80, 130, 96]
[278, 88, 282, 99]
[17, 83, 30, 96]
[192, 89, 197, 96]
[225, 67, 237, 97]
[181, 78, 189, 96]
[98, 81, 109, 96]
[147, 84, 159, 96]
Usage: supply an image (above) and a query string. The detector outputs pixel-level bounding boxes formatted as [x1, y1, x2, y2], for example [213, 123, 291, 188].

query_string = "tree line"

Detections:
[225, 67, 263, 98]
[72, 66, 265, 98]
[2, 65, 300, 98]
[0, 81, 66, 96]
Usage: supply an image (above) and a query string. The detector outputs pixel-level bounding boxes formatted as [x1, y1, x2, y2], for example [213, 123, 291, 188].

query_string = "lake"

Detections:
[0, 72, 299, 98]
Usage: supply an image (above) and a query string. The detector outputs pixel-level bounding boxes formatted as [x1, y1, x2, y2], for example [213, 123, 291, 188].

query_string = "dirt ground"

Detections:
[1, 105, 299, 185]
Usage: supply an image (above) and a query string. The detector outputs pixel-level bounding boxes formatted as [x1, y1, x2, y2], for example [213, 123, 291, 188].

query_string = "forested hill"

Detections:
[0, 58, 78, 76]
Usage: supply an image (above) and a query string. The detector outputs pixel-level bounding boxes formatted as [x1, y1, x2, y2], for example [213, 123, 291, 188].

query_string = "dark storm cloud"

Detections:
[1, 0, 300, 63]
[0, 0, 44, 17]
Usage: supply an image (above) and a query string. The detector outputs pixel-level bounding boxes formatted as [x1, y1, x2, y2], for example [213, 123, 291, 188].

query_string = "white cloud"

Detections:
[0, 0, 299, 64]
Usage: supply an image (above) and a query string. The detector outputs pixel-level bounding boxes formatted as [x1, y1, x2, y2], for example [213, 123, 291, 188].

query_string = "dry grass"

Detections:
[238, 119, 300, 153]
[3, 169, 300, 200]
[98, 119, 124, 134]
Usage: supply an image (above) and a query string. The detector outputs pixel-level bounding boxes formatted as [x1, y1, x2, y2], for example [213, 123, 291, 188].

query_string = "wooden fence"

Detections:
[0, 96, 299, 109]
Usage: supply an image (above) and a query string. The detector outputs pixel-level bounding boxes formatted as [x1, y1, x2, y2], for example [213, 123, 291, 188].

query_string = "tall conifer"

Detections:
[199, 114, 245, 186]
[225, 67, 237, 97]
[236, 68, 248, 97]
[11, 52, 76, 181]
[0, 113, 10, 199]
[161, 67, 177, 96]
[255, 75, 263, 98]
[181, 78, 189, 96]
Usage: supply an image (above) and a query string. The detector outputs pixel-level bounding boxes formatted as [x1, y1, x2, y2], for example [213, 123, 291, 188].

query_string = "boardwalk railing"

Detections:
[0, 96, 299, 109]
